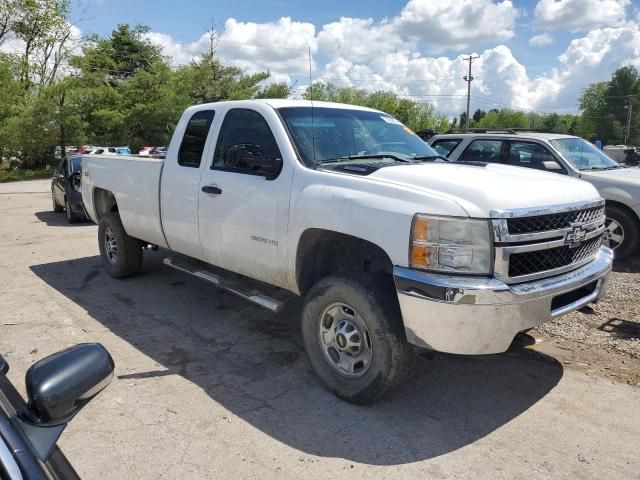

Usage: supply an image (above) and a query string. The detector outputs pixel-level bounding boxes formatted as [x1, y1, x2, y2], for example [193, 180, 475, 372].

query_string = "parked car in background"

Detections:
[82, 100, 612, 404]
[115, 146, 132, 155]
[430, 130, 640, 259]
[139, 146, 154, 156]
[151, 146, 167, 158]
[52, 156, 87, 223]
[0, 343, 113, 480]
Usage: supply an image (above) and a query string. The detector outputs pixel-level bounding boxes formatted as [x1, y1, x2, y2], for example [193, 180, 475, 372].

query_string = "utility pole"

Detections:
[463, 55, 479, 132]
[624, 95, 634, 146]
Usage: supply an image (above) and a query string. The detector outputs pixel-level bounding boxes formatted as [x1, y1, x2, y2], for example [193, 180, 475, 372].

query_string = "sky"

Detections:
[65, 0, 640, 116]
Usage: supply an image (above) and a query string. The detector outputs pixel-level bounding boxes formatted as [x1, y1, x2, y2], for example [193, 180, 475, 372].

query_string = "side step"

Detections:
[163, 257, 286, 313]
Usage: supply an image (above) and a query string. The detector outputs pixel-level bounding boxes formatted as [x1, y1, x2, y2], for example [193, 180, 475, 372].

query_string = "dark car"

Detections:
[51, 156, 86, 223]
[0, 344, 114, 480]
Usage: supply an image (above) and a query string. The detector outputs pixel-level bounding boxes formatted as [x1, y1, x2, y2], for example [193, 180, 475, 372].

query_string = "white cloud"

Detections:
[137, 4, 640, 117]
[529, 32, 554, 46]
[216, 17, 316, 76]
[534, 0, 630, 31]
[392, 0, 518, 50]
[143, 31, 208, 66]
[317, 17, 409, 63]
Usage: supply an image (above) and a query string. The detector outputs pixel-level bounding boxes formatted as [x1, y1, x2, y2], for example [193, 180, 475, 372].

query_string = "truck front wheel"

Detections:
[301, 273, 414, 404]
[98, 212, 143, 278]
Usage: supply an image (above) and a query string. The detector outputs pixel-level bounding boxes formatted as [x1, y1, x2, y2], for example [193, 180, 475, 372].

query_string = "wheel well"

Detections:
[296, 229, 394, 295]
[605, 200, 640, 224]
[94, 188, 118, 220]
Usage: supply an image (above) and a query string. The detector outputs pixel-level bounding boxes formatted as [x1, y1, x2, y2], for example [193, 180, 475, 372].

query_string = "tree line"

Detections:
[0, 1, 637, 169]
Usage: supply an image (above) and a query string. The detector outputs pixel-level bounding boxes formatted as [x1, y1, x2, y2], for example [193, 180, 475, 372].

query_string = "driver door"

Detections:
[197, 106, 292, 288]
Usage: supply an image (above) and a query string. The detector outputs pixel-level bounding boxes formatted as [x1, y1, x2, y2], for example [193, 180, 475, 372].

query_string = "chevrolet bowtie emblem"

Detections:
[566, 225, 587, 248]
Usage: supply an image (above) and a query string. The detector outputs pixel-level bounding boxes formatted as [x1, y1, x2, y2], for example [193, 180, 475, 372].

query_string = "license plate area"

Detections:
[550, 280, 598, 313]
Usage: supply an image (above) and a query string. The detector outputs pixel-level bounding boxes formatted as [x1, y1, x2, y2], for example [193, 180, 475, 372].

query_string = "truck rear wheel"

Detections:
[98, 212, 143, 278]
[301, 273, 414, 404]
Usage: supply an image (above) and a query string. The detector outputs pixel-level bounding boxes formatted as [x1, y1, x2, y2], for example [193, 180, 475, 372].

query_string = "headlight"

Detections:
[410, 215, 492, 274]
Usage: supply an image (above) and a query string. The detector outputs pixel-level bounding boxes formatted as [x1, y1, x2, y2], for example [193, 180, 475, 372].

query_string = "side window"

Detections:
[431, 139, 461, 158]
[508, 142, 566, 173]
[461, 139, 503, 162]
[213, 109, 281, 172]
[178, 110, 215, 168]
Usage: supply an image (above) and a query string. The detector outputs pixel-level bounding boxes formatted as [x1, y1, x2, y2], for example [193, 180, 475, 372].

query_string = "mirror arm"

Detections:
[15, 416, 66, 461]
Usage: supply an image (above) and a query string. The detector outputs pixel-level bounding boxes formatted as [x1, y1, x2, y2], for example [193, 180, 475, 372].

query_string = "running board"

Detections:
[163, 257, 285, 313]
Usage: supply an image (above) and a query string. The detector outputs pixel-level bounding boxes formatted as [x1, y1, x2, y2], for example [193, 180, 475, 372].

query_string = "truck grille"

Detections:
[508, 234, 603, 278]
[507, 205, 605, 234]
[493, 201, 606, 283]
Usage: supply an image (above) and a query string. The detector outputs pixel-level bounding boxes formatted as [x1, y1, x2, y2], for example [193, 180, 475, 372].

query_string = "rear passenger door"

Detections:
[160, 109, 217, 259]
[460, 139, 505, 163]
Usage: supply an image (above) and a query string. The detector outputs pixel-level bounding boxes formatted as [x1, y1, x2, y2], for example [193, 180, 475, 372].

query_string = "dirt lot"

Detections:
[1, 179, 639, 480]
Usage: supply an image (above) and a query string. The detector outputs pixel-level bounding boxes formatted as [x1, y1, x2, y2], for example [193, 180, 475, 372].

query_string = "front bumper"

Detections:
[393, 247, 613, 355]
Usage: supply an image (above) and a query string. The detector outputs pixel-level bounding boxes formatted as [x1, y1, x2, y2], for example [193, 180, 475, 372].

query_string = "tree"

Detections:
[302, 82, 450, 132]
[254, 82, 292, 99]
[476, 109, 528, 129]
[578, 67, 640, 144]
[472, 109, 486, 124]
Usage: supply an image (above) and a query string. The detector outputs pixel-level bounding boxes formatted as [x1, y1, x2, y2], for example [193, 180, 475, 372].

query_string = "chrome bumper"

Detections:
[393, 247, 613, 355]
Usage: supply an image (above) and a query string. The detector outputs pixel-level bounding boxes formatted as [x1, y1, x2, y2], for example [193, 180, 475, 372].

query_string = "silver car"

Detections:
[430, 130, 640, 259]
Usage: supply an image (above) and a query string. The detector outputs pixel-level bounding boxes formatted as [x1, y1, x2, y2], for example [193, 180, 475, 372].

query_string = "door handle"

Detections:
[202, 185, 222, 195]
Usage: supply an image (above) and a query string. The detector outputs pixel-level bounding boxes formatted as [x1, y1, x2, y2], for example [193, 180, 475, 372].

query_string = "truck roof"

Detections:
[185, 99, 382, 114]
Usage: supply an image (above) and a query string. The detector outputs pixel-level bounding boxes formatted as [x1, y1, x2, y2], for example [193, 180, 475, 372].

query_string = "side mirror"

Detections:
[224, 144, 282, 180]
[543, 160, 563, 171]
[25, 343, 114, 425]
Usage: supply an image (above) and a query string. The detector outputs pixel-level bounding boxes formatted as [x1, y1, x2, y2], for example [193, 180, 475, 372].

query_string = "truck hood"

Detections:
[368, 162, 601, 218]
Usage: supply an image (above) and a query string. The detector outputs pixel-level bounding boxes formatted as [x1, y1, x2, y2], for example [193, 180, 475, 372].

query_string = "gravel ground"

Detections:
[535, 256, 640, 359]
[526, 256, 640, 386]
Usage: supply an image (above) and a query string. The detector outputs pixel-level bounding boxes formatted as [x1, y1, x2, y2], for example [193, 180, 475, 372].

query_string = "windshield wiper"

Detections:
[316, 154, 410, 165]
[411, 155, 448, 162]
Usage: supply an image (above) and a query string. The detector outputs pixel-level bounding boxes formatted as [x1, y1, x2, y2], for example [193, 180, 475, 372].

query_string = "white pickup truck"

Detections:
[82, 99, 613, 404]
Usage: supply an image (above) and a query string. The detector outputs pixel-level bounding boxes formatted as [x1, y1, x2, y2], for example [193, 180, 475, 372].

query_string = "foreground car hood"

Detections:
[369, 162, 601, 218]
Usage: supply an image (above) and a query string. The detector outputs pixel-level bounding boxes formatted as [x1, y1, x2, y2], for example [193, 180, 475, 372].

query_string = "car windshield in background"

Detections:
[551, 138, 621, 171]
[277, 107, 440, 168]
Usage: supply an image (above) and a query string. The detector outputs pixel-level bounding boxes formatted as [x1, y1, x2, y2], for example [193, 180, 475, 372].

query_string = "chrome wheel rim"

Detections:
[317, 302, 372, 378]
[603, 217, 624, 250]
[104, 226, 118, 264]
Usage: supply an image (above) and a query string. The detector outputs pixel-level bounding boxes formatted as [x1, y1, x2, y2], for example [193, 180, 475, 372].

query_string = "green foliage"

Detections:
[578, 66, 640, 144]
[254, 82, 293, 99]
[0, 168, 51, 182]
[476, 109, 528, 129]
[302, 82, 450, 132]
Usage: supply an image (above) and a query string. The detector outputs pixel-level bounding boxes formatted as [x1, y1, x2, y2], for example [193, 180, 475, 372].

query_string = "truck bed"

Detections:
[82, 155, 168, 248]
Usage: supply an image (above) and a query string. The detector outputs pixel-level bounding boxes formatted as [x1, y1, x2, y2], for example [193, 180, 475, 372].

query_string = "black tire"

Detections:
[604, 204, 640, 260]
[98, 212, 144, 278]
[301, 273, 414, 404]
[52, 190, 63, 212]
[65, 197, 83, 224]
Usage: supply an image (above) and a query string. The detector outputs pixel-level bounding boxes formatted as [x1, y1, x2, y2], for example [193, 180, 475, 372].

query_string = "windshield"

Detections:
[550, 138, 620, 171]
[277, 107, 439, 168]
